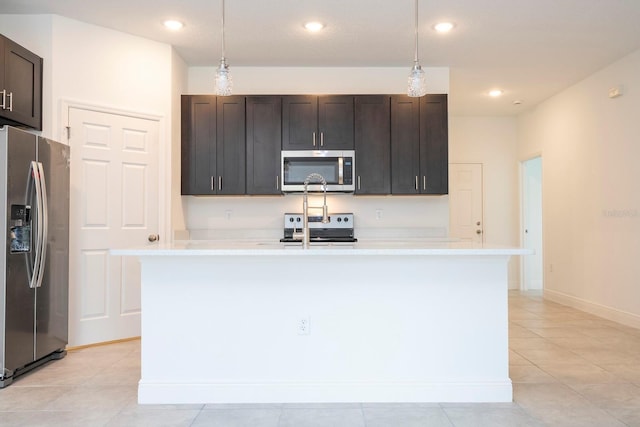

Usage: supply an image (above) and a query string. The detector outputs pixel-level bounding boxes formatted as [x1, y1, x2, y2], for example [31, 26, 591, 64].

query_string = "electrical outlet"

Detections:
[375, 209, 383, 220]
[297, 317, 310, 335]
[225, 210, 232, 220]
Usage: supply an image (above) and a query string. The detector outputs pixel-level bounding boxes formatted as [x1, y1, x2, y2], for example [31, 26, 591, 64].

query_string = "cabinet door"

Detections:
[181, 95, 217, 195]
[420, 94, 449, 194]
[246, 96, 282, 195]
[318, 95, 354, 149]
[0, 35, 43, 130]
[355, 95, 390, 194]
[216, 96, 246, 195]
[390, 95, 420, 194]
[282, 95, 317, 149]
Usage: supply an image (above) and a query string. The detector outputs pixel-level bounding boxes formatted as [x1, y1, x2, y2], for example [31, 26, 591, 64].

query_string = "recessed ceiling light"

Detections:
[163, 20, 184, 31]
[434, 22, 454, 33]
[304, 21, 325, 32]
[489, 89, 504, 97]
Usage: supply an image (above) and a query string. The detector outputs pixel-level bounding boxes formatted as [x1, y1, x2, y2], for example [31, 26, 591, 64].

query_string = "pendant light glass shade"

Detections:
[408, 63, 426, 97]
[214, 0, 233, 96]
[407, 0, 427, 97]
[215, 58, 233, 96]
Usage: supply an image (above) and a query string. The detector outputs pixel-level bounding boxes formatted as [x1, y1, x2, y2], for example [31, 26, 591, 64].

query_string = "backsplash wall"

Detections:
[183, 194, 449, 240]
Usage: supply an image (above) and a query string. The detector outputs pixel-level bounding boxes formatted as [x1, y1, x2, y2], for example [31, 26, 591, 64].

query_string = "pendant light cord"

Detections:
[221, 0, 226, 60]
[414, 0, 419, 63]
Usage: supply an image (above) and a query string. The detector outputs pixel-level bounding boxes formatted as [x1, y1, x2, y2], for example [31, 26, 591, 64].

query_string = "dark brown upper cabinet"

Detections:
[420, 94, 448, 195]
[181, 95, 217, 195]
[282, 95, 354, 150]
[391, 94, 448, 195]
[0, 34, 43, 130]
[246, 96, 283, 195]
[216, 96, 246, 195]
[181, 95, 246, 195]
[354, 95, 391, 195]
[390, 95, 421, 194]
[182, 93, 447, 196]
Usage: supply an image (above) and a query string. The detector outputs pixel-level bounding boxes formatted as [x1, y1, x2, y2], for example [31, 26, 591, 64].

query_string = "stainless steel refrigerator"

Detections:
[0, 126, 70, 387]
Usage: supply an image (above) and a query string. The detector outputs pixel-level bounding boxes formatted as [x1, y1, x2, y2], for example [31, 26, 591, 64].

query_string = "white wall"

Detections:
[171, 51, 189, 233]
[188, 66, 450, 95]
[518, 48, 640, 327]
[449, 116, 520, 287]
[50, 15, 173, 139]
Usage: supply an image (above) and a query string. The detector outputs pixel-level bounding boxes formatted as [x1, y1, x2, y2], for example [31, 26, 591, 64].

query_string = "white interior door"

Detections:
[522, 157, 543, 290]
[68, 107, 159, 346]
[449, 163, 483, 243]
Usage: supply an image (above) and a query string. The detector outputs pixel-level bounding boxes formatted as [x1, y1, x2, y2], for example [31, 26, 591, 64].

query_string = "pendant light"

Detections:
[214, 0, 233, 96]
[407, 0, 427, 97]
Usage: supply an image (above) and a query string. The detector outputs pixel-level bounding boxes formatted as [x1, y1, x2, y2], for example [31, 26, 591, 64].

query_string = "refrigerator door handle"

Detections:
[35, 162, 48, 288]
[28, 161, 44, 289]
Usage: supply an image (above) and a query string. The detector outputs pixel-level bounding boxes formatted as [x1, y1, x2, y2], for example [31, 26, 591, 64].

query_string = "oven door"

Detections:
[281, 150, 354, 192]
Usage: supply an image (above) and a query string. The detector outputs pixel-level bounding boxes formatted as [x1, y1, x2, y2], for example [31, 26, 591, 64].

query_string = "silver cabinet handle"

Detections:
[276, 175, 279, 190]
[312, 132, 316, 147]
[320, 132, 324, 147]
[415, 176, 419, 191]
[357, 176, 361, 190]
[423, 176, 426, 190]
[218, 176, 222, 191]
[0, 90, 11, 111]
[210, 176, 214, 191]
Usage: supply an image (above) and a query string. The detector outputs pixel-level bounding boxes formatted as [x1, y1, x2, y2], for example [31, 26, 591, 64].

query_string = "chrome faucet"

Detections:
[292, 173, 329, 249]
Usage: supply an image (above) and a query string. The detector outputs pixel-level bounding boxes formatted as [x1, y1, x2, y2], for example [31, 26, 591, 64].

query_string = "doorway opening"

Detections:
[521, 156, 543, 291]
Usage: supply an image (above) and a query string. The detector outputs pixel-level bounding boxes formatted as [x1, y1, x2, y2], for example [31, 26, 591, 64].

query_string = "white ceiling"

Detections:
[2, 0, 640, 115]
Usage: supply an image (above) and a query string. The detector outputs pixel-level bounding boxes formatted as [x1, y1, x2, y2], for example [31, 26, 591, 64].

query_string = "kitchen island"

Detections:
[114, 240, 530, 404]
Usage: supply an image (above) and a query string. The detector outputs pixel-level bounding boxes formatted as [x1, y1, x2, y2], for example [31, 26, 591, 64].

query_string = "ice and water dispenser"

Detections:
[9, 204, 31, 254]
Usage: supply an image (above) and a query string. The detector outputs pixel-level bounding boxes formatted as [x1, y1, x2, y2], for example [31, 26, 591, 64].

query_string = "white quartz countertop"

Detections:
[112, 239, 532, 257]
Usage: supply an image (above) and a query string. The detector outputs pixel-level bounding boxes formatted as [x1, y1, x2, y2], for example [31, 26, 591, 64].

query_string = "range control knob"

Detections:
[296, 217, 301, 222]
[343, 217, 349, 222]
[337, 217, 342, 222]
[289, 217, 294, 222]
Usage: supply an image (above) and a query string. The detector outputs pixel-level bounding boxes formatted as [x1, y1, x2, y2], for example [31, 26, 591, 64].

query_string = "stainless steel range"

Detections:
[280, 213, 357, 243]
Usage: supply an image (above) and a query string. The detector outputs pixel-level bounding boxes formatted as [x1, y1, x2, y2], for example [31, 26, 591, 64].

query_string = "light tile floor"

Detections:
[2, 291, 640, 426]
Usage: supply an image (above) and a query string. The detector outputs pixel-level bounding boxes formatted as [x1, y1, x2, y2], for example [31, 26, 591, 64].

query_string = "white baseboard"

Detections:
[138, 380, 513, 404]
[544, 289, 640, 329]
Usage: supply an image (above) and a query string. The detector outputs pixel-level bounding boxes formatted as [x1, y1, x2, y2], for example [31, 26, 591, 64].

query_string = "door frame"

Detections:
[59, 100, 170, 241]
[519, 154, 544, 291]
[60, 100, 169, 345]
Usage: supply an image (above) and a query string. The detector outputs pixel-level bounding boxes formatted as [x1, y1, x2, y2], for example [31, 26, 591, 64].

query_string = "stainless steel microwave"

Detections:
[281, 150, 355, 192]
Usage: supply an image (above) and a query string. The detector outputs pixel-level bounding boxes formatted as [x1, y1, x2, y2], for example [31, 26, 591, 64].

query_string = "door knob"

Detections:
[148, 234, 159, 242]
[476, 221, 481, 226]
